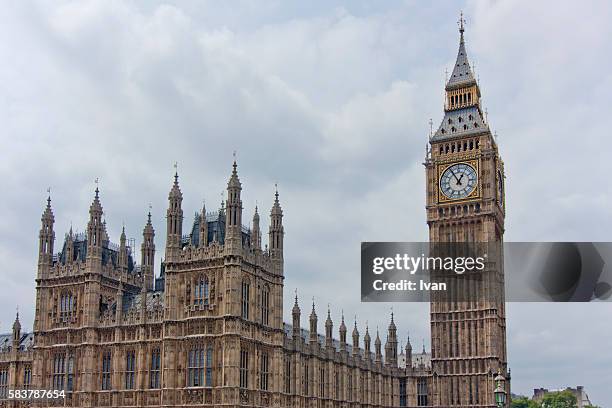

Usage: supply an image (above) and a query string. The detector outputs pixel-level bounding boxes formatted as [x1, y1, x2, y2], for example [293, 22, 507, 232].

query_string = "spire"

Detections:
[142, 210, 156, 291]
[252, 205, 261, 250]
[309, 299, 318, 344]
[352, 317, 360, 356]
[339, 311, 347, 349]
[12, 311, 21, 343]
[225, 159, 243, 250]
[86, 186, 105, 260]
[169, 168, 182, 200]
[375, 328, 382, 363]
[432, 13, 486, 140]
[292, 290, 301, 341]
[364, 323, 371, 354]
[405, 332, 413, 369]
[166, 168, 183, 260]
[446, 11, 476, 89]
[118, 225, 128, 270]
[39, 192, 55, 268]
[269, 185, 284, 271]
[325, 305, 333, 349]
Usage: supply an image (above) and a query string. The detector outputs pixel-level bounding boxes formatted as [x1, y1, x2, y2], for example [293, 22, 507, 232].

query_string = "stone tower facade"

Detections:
[0, 161, 433, 408]
[424, 17, 509, 407]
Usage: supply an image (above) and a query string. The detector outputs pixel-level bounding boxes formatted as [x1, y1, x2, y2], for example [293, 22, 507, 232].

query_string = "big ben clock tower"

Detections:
[425, 15, 509, 407]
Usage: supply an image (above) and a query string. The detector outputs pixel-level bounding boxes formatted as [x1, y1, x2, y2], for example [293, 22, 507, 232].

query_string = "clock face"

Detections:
[440, 163, 478, 200]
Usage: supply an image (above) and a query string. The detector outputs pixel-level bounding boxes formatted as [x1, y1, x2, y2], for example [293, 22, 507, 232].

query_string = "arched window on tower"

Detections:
[241, 280, 250, 319]
[67, 355, 74, 392]
[194, 276, 209, 306]
[261, 285, 270, 326]
[60, 292, 75, 319]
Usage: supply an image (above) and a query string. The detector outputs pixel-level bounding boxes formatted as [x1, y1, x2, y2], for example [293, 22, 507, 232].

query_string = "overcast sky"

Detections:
[1, 0, 611, 405]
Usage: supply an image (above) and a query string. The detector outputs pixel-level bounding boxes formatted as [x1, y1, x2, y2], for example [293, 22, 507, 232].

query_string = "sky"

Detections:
[0, 0, 611, 405]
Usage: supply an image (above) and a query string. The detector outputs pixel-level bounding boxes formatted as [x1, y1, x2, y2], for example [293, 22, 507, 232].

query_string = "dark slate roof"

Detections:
[186, 211, 251, 248]
[431, 106, 487, 141]
[447, 33, 476, 88]
[121, 290, 164, 313]
[0, 332, 34, 352]
[57, 233, 135, 272]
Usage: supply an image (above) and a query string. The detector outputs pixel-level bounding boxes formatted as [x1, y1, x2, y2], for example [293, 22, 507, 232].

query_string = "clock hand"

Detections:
[457, 174, 464, 185]
[450, 169, 462, 185]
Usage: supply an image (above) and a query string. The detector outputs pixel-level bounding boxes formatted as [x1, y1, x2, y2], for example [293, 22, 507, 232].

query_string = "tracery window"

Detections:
[417, 377, 428, 406]
[241, 280, 250, 319]
[261, 285, 270, 325]
[52, 353, 66, 390]
[259, 351, 269, 391]
[0, 369, 8, 398]
[150, 348, 161, 389]
[67, 356, 74, 391]
[125, 351, 136, 389]
[101, 351, 112, 390]
[194, 275, 209, 306]
[23, 365, 32, 390]
[205, 346, 213, 386]
[239, 349, 249, 389]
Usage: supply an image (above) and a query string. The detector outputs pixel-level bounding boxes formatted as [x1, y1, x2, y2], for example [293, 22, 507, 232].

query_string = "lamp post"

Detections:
[494, 373, 507, 407]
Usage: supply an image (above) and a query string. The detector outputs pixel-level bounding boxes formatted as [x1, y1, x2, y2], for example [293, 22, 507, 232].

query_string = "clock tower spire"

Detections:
[425, 14, 509, 407]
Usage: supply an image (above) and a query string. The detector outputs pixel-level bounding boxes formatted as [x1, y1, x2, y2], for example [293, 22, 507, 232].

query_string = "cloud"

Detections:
[0, 0, 611, 405]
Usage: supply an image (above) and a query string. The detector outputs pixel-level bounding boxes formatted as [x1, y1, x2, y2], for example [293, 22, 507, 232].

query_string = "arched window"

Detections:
[52, 353, 66, 390]
[60, 292, 75, 315]
[261, 285, 270, 326]
[194, 276, 209, 306]
[241, 280, 250, 319]
[67, 356, 74, 391]
[188, 346, 205, 387]
[206, 346, 213, 386]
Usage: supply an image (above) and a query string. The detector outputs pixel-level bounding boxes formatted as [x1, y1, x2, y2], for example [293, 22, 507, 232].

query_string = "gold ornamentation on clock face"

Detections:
[439, 162, 478, 200]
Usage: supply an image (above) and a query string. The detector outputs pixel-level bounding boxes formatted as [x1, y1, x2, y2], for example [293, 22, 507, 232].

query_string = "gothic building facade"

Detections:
[0, 19, 508, 408]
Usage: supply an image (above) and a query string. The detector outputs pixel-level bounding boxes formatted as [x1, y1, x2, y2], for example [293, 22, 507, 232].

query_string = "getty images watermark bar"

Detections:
[361, 242, 612, 302]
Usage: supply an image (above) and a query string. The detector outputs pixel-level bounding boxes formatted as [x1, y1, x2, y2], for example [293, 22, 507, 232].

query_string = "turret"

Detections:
[309, 300, 318, 345]
[225, 160, 243, 251]
[385, 312, 398, 366]
[339, 312, 347, 352]
[352, 319, 360, 356]
[268, 187, 284, 273]
[165, 171, 183, 261]
[364, 324, 371, 356]
[118, 226, 128, 271]
[292, 293, 301, 342]
[375, 329, 382, 363]
[199, 202, 208, 247]
[12, 312, 21, 347]
[65, 227, 74, 265]
[251, 206, 261, 250]
[38, 194, 55, 277]
[405, 333, 413, 370]
[86, 187, 104, 264]
[325, 307, 333, 350]
[141, 211, 156, 291]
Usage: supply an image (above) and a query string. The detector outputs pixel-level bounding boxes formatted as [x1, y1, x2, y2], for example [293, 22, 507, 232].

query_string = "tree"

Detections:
[540, 391, 577, 408]
[511, 396, 540, 408]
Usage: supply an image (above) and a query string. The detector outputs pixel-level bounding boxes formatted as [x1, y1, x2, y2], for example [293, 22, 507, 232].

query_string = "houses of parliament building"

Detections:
[0, 19, 509, 408]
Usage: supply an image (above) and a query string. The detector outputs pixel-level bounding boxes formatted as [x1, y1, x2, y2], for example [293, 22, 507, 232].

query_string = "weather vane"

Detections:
[458, 10, 465, 32]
